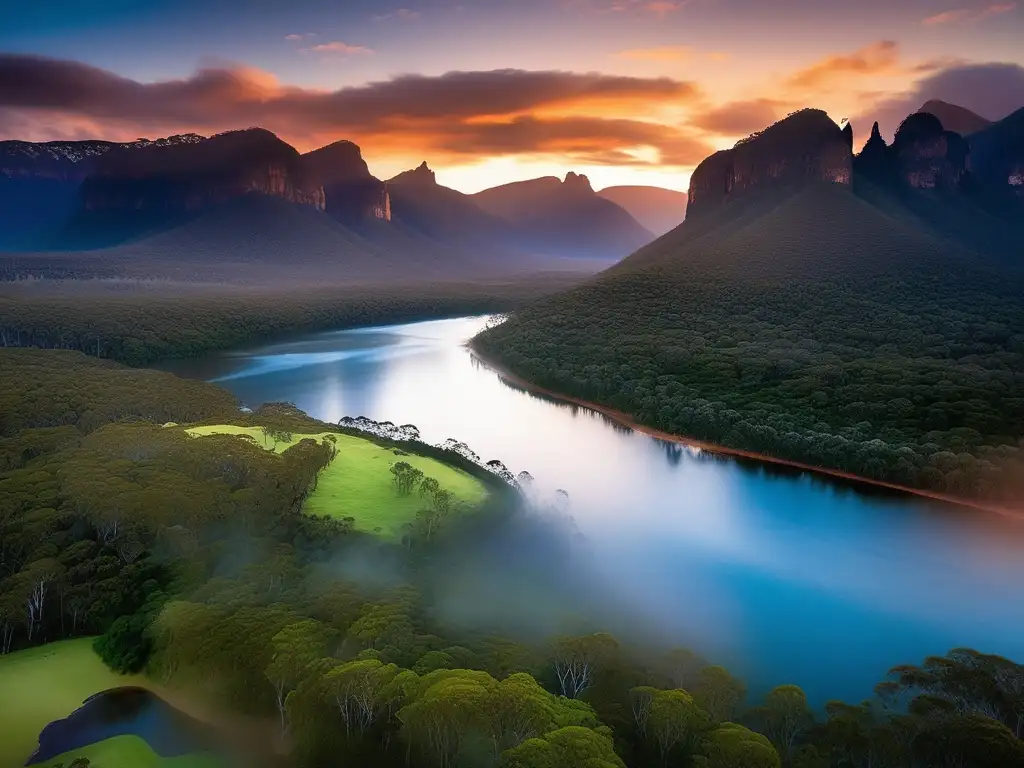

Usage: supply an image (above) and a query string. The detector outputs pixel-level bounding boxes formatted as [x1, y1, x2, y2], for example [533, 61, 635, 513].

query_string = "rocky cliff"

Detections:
[80, 128, 324, 213]
[854, 112, 970, 190]
[302, 140, 390, 223]
[687, 109, 852, 217]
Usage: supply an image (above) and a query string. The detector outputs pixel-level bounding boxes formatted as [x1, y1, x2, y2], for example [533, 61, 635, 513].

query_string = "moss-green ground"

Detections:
[185, 425, 488, 537]
[36, 735, 223, 768]
[0, 639, 221, 768]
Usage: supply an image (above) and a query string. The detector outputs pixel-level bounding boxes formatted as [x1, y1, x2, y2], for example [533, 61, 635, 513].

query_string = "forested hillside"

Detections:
[2, 349, 1022, 768]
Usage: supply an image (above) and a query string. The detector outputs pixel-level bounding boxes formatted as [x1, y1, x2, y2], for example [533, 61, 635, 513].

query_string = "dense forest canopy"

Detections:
[475, 183, 1024, 503]
[1, 348, 1022, 768]
[0, 275, 581, 366]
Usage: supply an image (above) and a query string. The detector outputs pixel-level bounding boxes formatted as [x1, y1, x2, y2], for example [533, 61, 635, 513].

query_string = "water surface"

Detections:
[28, 687, 216, 765]
[163, 316, 1024, 704]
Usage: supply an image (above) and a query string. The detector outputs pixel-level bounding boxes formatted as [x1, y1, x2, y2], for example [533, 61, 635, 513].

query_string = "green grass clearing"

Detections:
[0, 639, 152, 767]
[185, 424, 489, 537]
[36, 735, 223, 768]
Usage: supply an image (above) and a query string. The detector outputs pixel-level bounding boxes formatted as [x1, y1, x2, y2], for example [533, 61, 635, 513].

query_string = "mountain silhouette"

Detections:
[471, 172, 653, 259]
[596, 185, 688, 236]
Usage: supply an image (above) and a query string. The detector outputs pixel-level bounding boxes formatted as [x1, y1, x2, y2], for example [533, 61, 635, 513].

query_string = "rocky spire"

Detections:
[563, 171, 593, 192]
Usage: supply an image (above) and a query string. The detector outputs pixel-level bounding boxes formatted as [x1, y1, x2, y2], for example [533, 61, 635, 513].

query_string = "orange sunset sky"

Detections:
[2, 0, 1023, 192]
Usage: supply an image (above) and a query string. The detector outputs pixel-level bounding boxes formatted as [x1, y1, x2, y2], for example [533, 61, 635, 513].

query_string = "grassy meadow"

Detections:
[0, 639, 149, 766]
[185, 425, 489, 537]
[36, 735, 224, 768]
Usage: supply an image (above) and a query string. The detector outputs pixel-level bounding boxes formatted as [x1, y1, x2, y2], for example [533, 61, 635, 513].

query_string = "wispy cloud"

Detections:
[374, 8, 421, 21]
[284, 33, 316, 41]
[305, 41, 374, 56]
[644, 1, 685, 13]
[785, 40, 901, 91]
[616, 46, 691, 61]
[922, 2, 1016, 24]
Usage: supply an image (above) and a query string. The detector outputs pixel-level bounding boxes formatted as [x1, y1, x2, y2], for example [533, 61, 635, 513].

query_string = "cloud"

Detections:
[0, 54, 710, 168]
[305, 41, 374, 56]
[690, 99, 785, 136]
[644, 1, 684, 13]
[617, 46, 691, 62]
[922, 2, 1016, 24]
[857, 61, 1024, 139]
[284, 33, 315, 41]
[785, 40, 901, 91]
[374, 8, 421, 21]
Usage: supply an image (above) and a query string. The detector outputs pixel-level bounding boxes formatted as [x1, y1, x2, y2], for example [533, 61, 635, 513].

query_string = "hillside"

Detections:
[471, 172, 654, 259]
[597, 185, 688, 236]
[475, 108, 1024, 503]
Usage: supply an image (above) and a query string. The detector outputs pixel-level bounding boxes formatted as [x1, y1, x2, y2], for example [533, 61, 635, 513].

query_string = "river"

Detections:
[162, 315, 1024, 705]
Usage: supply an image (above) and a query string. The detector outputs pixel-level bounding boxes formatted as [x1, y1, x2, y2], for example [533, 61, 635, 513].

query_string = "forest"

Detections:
[1, 347, 1022, 768]
[0, 275, 578, 366]
[474, 263, 1024, 503]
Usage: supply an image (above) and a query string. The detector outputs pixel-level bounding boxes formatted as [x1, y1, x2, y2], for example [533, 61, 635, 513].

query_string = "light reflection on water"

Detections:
[162, 315, 1024, 704]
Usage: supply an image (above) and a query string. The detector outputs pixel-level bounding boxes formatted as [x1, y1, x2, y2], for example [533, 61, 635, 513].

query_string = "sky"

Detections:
[2, 0, 1024, 192]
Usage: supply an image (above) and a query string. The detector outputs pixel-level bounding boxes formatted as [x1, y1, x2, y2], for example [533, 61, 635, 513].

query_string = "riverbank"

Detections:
[468, 343, 1024, 520]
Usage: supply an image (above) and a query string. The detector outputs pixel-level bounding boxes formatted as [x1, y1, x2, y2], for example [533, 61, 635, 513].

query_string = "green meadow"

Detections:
[36, 735, 223, 768]
[185, 425, 489, 537]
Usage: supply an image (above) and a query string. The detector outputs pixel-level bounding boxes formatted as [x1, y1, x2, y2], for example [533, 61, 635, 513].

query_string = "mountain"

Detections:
[471, 172, 654, 259]
[687, 109, 853, 217]
[385, 162, 521, 250]
[0, 134, 204, 249]
[596, 185, 688, 236]
[475, 107, 1024, 503]
[301, 140, 390, 225]
[918, 100, 991, 136]
[969, 106, 1024, 194]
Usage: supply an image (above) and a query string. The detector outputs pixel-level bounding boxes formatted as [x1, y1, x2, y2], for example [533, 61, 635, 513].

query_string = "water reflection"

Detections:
[161, 316, 1024, 704]
[28, 688, 217, 765]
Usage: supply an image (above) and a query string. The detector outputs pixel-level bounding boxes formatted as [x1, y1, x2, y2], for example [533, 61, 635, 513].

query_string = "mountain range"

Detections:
[475, 101, 1024, 500]
[0, 130, 662, 282]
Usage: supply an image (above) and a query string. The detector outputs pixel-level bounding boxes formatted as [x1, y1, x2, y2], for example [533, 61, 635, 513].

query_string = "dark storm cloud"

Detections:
[0, 53, 711, 165]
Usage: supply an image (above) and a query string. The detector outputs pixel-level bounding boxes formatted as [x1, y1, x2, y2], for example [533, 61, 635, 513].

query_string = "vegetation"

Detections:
[0, 276, 582, 366]
[186, 425, 488, 537]
[0, 639, 152, 766]
[37, 736, 224, 768]
[476, 184, 1024, 502]
[2, 347, 1021, 768]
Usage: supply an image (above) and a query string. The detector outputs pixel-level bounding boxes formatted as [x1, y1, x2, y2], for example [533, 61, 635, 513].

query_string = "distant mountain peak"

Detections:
[916, 100, 991, 136]
[563, 171, 593, 192]
[389, 161, 436, 186]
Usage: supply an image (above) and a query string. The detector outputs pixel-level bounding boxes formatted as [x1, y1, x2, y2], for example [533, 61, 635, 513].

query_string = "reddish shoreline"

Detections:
[467, 343, 1024, 520]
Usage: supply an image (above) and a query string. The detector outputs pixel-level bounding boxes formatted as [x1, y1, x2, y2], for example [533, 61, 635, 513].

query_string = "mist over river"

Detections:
[162, 316, 1024, 705]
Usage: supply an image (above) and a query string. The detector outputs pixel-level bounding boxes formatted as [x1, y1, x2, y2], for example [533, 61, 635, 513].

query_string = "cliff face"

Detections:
[302, 140, 390, 223]
[687, 110, 852, 216]
[891, 113, 968, 189]
[81, 129, 324, 213]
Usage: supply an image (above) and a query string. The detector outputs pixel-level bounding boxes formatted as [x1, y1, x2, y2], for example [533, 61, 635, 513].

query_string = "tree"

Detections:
[420, 477, 441, 500]
[265, 619, 333, 737]
[398, 669, 494, 768]
[323, 658, 402, 737]
[693, 665, 746, 723]
[756, 685, 813, 762]
[700, 722, 780, 768]
[19, 558, 61, 641]
[391, 462, 424, 496]
[646, 688, 710, 763]
[553, 633, 619, 699]
[501, 726, 626, 768]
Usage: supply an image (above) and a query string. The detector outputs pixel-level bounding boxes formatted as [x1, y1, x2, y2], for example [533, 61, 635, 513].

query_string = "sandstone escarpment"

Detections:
[0, 134, 204, 181]
[687, 109, 852, 216]
[302, 140, 390, 223]
[891, 112, 969, 189]
[81, 129, 324, 213]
